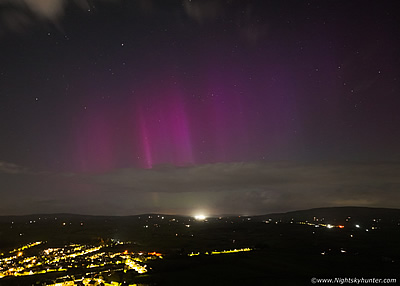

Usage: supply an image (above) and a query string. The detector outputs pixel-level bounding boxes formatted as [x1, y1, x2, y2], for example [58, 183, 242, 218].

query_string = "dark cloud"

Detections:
[1, 161, 399, 215]
[237, 4, 268, 44]
[183, 0, 268, 43]
[90, 161, 400, 193]
[0, 0, 90, 20]
[82, 161, 400, 214]
[0, 0, 121, 33]
[183, 0, 223, 24]
[0, 0, 72, 33]
[0, 161, 29, 174]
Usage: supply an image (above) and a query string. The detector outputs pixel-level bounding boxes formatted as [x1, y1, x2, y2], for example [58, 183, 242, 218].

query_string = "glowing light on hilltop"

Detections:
[194, 214, 206, 221]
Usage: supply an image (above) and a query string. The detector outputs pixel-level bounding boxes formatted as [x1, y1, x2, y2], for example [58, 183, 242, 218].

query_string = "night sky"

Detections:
[1, 0, 399, 215]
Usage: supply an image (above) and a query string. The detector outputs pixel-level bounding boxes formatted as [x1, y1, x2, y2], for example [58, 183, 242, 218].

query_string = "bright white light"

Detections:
[355, 224, 360, 228]
[194, 215, 206, 221]
[326, 224, 334, 229]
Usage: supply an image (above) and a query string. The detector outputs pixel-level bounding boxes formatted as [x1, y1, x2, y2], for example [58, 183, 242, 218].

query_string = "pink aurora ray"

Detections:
[73, 64, 297, 172]
[135, 82, 194, 169]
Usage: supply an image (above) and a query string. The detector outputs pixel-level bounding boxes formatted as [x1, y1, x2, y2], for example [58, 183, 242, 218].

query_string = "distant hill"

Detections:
[253, 206, 400, 225]
[0, 213, 187, 223]
[1, 206, 400, 224]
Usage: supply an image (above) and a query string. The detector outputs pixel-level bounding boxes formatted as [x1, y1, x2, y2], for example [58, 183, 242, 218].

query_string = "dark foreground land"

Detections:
[0, 207, 400, 285]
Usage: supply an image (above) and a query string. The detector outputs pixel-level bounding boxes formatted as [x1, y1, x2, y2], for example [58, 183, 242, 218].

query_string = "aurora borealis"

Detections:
[0, 0, 399, 215]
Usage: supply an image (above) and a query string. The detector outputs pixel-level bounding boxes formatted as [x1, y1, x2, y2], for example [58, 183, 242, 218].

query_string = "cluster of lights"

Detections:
[9, 241, 43, 254]
[188, 248, 252, 257]
[297, 220, 381, 236]
[0, 241, 162, 281]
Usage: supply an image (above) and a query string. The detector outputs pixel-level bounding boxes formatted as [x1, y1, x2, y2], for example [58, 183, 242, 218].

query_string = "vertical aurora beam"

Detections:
[164, 91, 194, 166]
[203, 67, 249, 163]
[73, 47, 303, 172]
[138, 109, 153, 169]
[133, 80, 194, 168]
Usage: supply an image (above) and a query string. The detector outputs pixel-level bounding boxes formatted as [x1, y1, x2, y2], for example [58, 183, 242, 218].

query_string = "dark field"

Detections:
[1, 207, 400, 285]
